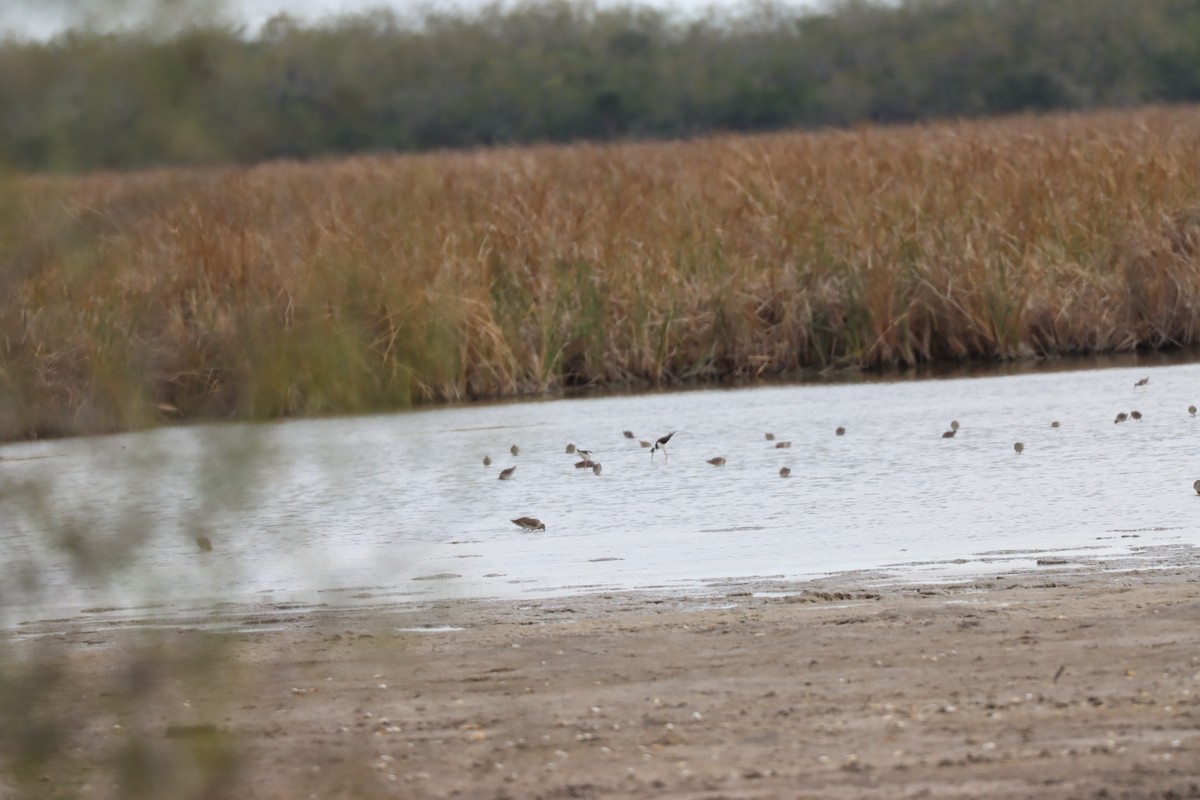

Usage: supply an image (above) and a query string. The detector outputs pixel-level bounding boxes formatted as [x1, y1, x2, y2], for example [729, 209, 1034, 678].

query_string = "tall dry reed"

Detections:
[5, 106, 1200, 439]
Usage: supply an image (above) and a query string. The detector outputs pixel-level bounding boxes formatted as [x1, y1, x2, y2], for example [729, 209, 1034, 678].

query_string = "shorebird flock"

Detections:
[482, 374, 1196, 532]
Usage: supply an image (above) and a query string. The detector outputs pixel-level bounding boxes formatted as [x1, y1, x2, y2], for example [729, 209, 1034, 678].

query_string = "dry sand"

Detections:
[4, 549, 1200, 799]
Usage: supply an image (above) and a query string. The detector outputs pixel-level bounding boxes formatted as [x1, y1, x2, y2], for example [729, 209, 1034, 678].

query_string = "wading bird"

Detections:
[775, 441, 792, 449]
[1190, 405, 1197, 417]
[1115, 412, 1128, 424]
[1131, 410, 1142, 421]
[483, 455, 492, 466]
[836, 426, 846, 436]
[1136, 377, 1149, 386]
[565, 443, 576, 454]
[1194, 479, 1200, 496]
[651, 431, 676, 462]
[765, 432, 776, 441]
[511, 444, 520, 456]
[1051, 421, 1061, 428]
[498, 466, 516, 480]
[623, 431, 635, 439]
[639, 440, 651, 448]
[512, 517, 545, 531]
[707, 457, 726, 466]
[950, 420, 960, 431]
[575, 459, 595, 469]
[592, 463, 602, 475]
[1014, 442, 1024, 454]
[576, 448, 594, 460]
[196, 536, 213, 552]
[942, 429, 956, 438]
[779, 467, 791, 478]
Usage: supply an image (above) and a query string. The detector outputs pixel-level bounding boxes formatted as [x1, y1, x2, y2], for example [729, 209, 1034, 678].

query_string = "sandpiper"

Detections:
[1130, 410, 1142, 421]
[764, 432, 775, 441]
[1190, 405, 1197, 417]
[196, 536, 213, 552]
[707, 456, 726, 466]
[483, 455, 492, 466]
[592, 462, 602, 475]
[1114, 412, 1128, 424]
[574, 459, 595, 469]
[779, 467, 791, 478]
[950, 420, 960, 431]
[1136, 377, 1149, 386]
[1194, 479, 1200, 496]
[498, 466, 516, 480]
[1014, 442, 1024, 454]
[942, 429, 956, 438]
[623, 431, 635, 439]
[774, 441, 792, 449]
[511, 444, 519, 456]
[1050, 421, 1061, 428]
[651, 431, 676, 462]
[835, 426, 846, 436]
[565, 443, 576, 454]
[639, 440, 651, 448]
[512, 517, 545, 531]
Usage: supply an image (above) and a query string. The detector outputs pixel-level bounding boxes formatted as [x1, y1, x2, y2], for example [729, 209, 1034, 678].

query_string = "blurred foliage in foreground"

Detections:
[3, 0, 1200, 170]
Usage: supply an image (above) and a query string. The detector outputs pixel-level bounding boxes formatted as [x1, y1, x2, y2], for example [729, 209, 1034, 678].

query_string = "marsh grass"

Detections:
[6, 106, 1200, 439]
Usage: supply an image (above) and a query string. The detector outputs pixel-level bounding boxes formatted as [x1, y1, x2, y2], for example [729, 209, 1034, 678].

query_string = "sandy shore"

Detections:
[4, 550, 1200, 799]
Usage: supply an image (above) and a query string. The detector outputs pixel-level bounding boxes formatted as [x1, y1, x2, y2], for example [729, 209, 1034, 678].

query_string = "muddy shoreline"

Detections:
[4, 549, 1199, 799]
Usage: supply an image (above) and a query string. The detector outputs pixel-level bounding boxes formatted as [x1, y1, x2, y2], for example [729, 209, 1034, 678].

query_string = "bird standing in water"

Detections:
[512, 517, 545, 531]
[498, 466, 516, 480]
[651, 431, 676, 462]
[1014, 442, 1024, 455]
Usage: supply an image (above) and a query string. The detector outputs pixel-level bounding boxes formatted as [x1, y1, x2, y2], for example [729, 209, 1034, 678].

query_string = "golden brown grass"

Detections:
[5, 105, 1200, 439]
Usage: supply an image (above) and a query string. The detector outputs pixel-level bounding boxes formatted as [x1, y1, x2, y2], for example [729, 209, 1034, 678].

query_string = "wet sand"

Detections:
[6, 550, 1200, 799]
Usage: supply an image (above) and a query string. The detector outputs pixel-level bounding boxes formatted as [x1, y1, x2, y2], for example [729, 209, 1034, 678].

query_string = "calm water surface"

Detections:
[3, 362, 1199, 621]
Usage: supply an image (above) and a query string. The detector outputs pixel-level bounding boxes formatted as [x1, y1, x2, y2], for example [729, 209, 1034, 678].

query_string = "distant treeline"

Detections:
[2, 0, 1200, 171]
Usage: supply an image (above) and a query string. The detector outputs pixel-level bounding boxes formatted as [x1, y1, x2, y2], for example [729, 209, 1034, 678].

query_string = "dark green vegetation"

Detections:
[3, 0, 1200, 171]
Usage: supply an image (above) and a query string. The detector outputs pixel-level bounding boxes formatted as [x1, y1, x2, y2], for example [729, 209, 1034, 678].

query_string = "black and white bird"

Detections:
[650, 431, 676, 462]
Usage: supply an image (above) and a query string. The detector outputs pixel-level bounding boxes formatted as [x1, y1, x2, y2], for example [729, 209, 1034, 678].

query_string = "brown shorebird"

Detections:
[574, 459, 595, 469]
[512, 517, 545, 531]
[1194, 480, 1200, 496]
[1135, 377, 1149, 386]
[950, 420, 960, 431]
[623, 431, 635, 439]
[592, 462, 602, 475]
[196, 536, 213, 552]
[1050, 421, 1061, 428]
[1130, 410, 1142, 421]
[774, 441, 792, 449]
[639, 440, 651, 448]
[498, 466, 516, 480]
[1114, 412, 1128, 424]
[707, 457, 726, 466]
[835, 426, 846, 436]
[1190, 405, 1197, 417]
[510, 444, 519, 456]
[651, 431, 676, 462]
[1014, 442, 1024, 455]
[765, 432, 776, 441]
[565, 443, 576, 454]
[779, 467, 791, 478]
[942, 429, 956, 438]
[483, 455, 492, 466]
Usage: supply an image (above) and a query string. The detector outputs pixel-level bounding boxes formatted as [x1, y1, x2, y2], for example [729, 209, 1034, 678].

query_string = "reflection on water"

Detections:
[3, 360, 1199, 620]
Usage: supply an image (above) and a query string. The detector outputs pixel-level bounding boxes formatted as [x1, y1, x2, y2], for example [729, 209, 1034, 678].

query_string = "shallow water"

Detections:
[2, 361, 1199, 622]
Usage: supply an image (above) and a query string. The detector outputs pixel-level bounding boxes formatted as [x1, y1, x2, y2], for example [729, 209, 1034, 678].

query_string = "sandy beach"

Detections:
[4, 550, 1200, 799]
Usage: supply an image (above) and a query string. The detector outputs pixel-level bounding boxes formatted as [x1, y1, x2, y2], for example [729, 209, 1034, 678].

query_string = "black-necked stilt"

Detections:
[576, 448, 594, 460]
[650, 431, 676, 462]
[512, 517, 545, 531]
[1014, 442, 1024, 454]
[498, 466, 516, 480]
[707, 456, 726, 466]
